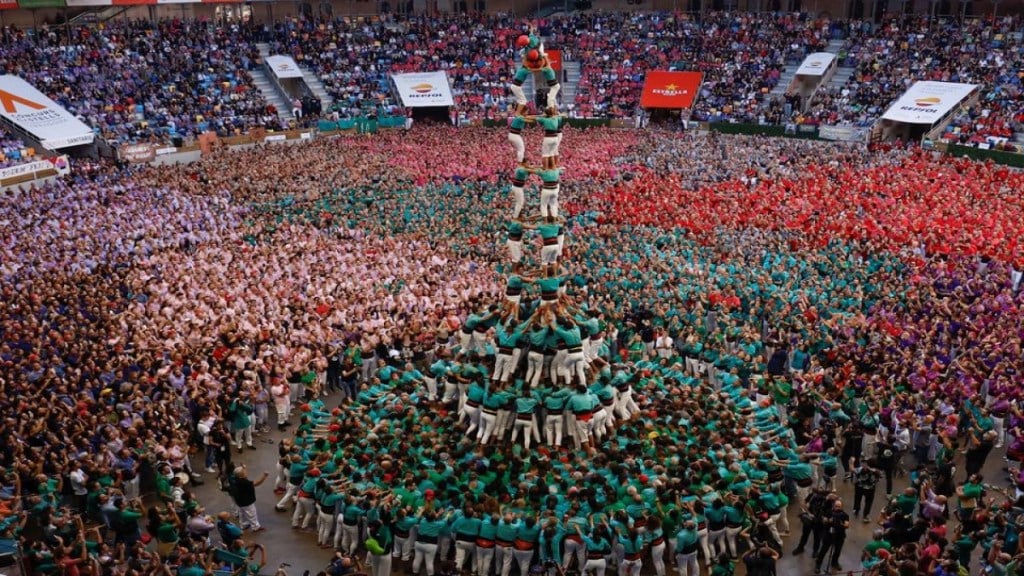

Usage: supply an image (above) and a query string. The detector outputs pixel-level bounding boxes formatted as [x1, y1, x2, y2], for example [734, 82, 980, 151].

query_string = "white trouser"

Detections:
[540, 185, 560, 218]
[478, 409, 499, 444]
[443, 379, 459, 404]
[993, 416, 1005, 447]
[541, 242, 560, 265]
[494, 352, 517, 383]
[512, 549, 535, 576]
[562, 539, 586, 570]
[369, 553, 392, 576]
[620, 557, 641, 576]
[234, 424, 253, 448]
[413, 541, 438, 576]
[564, 350, 587, 387]
[393, 529, 417, 561]
[274, 401, 290, 424]
[423, 376, 438, 401]
[511, 414, 541, 449]
[476, 545, 496, 576]
[454, 540, 476, 572]
[317, 509, 335, 545]
[277, 482, 299, 508]
[650, 541, 666, 576]
[292, 496, 314, 528]
[527, 351, 545, 387]
[591, 406, 612, 441]
[238, 503, 261, 530]
[583, 557, 606, 576]
[495, 409, 514, 440]
[707, 528, 726, 559]
[724, 526, 743, 557]
[546, 83, 560, 109]
[545, 411, 565, 447]
[674, 552, 698, 576]
[542, 136, 558, 158]
[507, 240, 523, 263]
[613, 387, 638, 419]
[551, 349, 568, 385]
[340, 521, 360, 554]
[498, 545, 515, 576]
[508, 132, 525, 163]
[574, 414, 593, 445]
[462, 402, 481, 436]
[510, 185, 525, 219]
[509, 83, 527, 106]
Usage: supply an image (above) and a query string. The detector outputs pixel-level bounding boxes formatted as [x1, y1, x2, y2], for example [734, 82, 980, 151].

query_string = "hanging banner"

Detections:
[65, 0, 112, 6]
[640, 71, 703, 109]
[265, 55, 304, 80]
[795, 52, 836, 76]
[118, 143, 156, 163]
[0, 1, 19, 8]
[545, 49, 562, 72]
[390, 72, 454, 107]
[0, 75, 94, 150]
[881, 81, 979, 125]
[818, 125, 869, 142]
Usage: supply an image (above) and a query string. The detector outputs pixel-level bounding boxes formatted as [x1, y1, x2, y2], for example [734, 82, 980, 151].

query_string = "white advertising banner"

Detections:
[0, 155, 70, 182]
[0, 75, 95, 150]
[265, 55, 304, 80]
[881, 81, 979, 125]
[818, 125, 869, 142]
[391, 72, 455, 107]
[795, 53, 836, 76]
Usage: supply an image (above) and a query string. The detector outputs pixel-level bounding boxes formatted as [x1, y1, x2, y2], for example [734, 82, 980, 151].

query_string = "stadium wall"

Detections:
[3, 0, 1022, 27]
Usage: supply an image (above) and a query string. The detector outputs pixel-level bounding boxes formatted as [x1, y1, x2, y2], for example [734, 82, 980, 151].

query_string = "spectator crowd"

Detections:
[0, 120, 1023, 576]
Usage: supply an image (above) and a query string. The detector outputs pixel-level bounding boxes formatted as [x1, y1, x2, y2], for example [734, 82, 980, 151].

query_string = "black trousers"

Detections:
[814, 535, 844, 570]
[795, 521, 823, 556]
[853, 486, 876, 517]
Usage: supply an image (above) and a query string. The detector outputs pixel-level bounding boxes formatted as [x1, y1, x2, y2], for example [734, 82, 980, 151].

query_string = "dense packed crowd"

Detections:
[1, 123, 1023, 576]
[0, 127, 37, 169]
[0, 19, 282, 146]
[0, 12, 1020, 152]
[803, 15, 1024, 143]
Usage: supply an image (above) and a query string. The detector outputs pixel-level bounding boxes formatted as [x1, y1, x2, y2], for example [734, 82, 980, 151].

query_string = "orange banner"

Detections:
[640, 71, 703, 109]
[545, 49, 562, 73]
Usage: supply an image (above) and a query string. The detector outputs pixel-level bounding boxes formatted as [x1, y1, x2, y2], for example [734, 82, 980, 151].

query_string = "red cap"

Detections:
[300, 403, 312, 412]
[638, 474, 649, 484]
[308, 468, 321, 477]
[425, 489, 435, 499]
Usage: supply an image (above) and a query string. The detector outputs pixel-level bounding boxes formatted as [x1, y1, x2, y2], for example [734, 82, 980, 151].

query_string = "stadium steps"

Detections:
[298, 66, 336, 110]
[826, 38, 846, 54]
[562, 61, 581, 110]
[825, 66, 855, 92]
[249, 67, 295, 123]
[769, 65, 798, 98]
[255, 42, 334, 113]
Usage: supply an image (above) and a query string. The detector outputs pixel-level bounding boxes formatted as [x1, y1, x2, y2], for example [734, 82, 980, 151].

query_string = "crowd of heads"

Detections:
[0, 12, 1019, 162]
[0, 19, 282, 146]
[802, 14, 1024, 146]
[1, 121, 1023, 576]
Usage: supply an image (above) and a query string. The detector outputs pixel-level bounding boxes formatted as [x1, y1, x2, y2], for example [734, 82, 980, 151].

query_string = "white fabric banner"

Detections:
[795, 53, 836, 76]
[265, 55, 304, 80]
[391, 72, 454, 107]
[818, 125, 869, 142]
[0, 155, 70, 181]
[881, 81, 979, 125]
[0, 75, 95, 150]
[64, 0, 113, 6]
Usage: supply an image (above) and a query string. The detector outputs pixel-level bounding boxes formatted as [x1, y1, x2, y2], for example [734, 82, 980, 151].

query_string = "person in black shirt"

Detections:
[793, 488, 834, 557]
[232, 465, 269, 532]
[852, 461, 881, 522]
[842, 423, 865, 479]
[814, 499, 850, 574]
[742, 546, 778, 576]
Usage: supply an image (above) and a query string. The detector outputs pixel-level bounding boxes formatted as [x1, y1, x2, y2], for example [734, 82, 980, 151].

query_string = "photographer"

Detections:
[813, 499, 849, 574]
[852, 459, 882, 523]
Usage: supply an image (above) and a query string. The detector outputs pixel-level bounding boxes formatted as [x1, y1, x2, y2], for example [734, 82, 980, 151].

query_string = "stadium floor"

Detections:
[191, 388, 1012, 576]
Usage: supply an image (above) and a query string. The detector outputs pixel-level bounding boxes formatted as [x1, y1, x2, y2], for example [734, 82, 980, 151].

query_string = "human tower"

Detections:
[448, 31, 638, 456]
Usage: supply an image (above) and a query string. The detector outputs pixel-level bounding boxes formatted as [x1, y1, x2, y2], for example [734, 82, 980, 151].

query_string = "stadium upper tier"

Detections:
[0, 13, 1019, 147]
